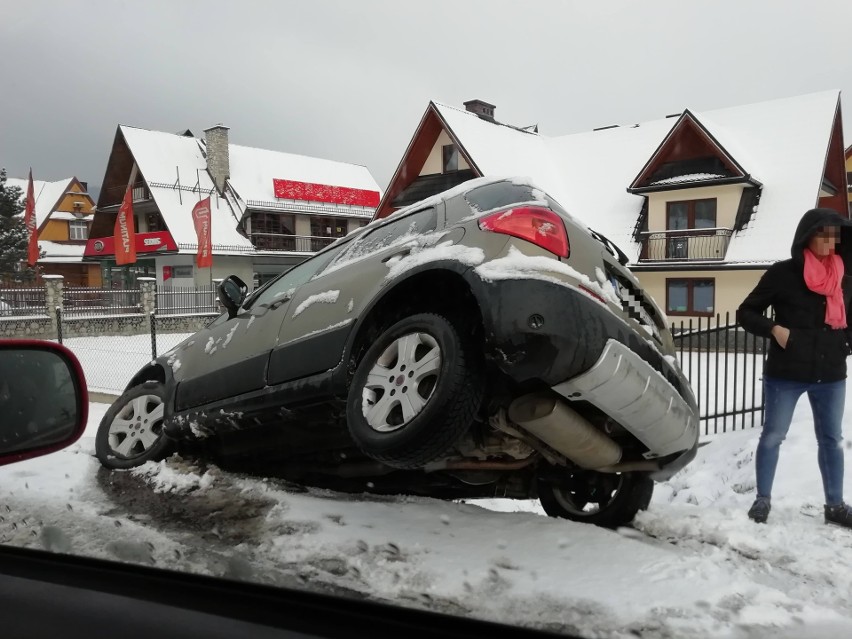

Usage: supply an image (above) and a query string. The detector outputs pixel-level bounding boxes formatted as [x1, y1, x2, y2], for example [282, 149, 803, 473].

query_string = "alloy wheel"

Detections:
[361, 331, 442, 432]
[107, 394, 166, 458]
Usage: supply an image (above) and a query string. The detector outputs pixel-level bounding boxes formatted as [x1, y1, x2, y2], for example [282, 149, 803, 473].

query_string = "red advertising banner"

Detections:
[113, 184, 137, 265]
[84, 230, 178, 258]
[191, 197, 213, 268]
[24, 169, 39, 267]
[273, 179, 380, 207]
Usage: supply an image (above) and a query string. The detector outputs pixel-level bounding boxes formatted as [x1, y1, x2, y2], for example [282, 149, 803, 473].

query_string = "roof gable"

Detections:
[628, 111, 751, 192]
[6, 176, 75, 229]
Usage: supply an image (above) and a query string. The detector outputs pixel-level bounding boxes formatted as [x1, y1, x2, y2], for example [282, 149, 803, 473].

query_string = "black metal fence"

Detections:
[0, 284, 46, 316]
[63, 287, 142, 318]
[671, 311, 769, 437]
[156, 285, 220, 315]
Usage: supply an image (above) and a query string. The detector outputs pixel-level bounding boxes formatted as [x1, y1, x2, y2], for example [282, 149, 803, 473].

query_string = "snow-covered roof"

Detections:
[6, 177, 75, 228]
[37, 240, 92, 263]
[433, 90, 842, 265]
[227, 143, 380, 214]
[118, 125, 381, 253]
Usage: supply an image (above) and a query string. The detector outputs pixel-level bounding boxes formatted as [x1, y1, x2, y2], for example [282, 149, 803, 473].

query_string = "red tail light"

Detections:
[478, 206, 570, 258]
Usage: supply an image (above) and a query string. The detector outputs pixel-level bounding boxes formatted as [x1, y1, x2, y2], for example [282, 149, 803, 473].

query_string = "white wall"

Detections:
[421, 130, 471, 176]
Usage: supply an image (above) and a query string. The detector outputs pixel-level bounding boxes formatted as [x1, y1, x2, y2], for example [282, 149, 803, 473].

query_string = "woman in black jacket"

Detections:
[737, 208, 852, 527]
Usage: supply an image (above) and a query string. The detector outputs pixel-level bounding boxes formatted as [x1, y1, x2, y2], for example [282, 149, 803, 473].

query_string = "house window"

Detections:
[146, 212, 164, 233]
[666, 199, 717, 230]
[666, 278, 715, 316]
[69, 220, 88, 240]
[666, 199, 717, 259]
[252, 213, 296, 250]
[442, 144, 459, 173]
[310, 216, 348, 251]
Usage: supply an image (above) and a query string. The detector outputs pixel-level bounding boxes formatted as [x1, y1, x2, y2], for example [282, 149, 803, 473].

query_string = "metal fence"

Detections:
[56, 312, 215, 395]
[671, 311, 769, 437]
[63, 287, 142, 318]
[0, 285, 46, 316]
[157, 285, 220, 315]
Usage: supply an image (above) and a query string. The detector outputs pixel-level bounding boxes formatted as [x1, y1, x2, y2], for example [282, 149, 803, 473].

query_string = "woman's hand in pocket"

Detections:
[771, 325, 791, 349]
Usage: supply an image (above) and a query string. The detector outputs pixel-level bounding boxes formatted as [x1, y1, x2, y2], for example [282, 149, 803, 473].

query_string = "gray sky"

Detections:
[1, 0, 851, 193]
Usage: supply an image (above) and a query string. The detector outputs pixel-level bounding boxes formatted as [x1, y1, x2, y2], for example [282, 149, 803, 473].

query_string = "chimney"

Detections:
[463, 99, 496, 122]
[204, 124, 230, 193]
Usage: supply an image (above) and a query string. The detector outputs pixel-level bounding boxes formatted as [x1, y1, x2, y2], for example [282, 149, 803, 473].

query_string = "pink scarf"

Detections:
[803, 248, 847, 329]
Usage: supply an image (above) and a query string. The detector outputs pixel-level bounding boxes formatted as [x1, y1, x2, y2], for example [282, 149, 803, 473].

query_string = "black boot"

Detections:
[824, 503, 852, 528]
[748, 496, 771, 523]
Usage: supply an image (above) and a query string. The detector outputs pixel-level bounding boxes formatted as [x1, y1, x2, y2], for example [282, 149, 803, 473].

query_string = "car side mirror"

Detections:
[0, 340, 88, 467]
[218, 275, 248, 318]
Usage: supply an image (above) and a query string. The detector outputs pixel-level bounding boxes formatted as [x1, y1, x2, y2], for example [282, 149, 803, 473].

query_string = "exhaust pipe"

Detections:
[508, 393, 622, 470]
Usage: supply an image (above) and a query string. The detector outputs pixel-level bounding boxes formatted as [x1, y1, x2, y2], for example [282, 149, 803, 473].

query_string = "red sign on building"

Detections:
[84, 230, 178, 258]
[272, 179, 380, 207]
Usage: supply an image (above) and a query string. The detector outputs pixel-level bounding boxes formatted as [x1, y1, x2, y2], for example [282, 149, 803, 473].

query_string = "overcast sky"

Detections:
[1, 0, 851, 194]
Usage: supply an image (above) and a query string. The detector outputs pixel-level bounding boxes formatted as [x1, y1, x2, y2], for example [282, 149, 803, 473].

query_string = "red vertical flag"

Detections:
[191, 197, 212, 268]
[25, 169, 39, 267]
[114, 183, 137, 265]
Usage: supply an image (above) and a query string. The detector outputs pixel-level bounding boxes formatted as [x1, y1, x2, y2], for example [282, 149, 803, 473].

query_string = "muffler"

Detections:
[508, 393, 622, 469]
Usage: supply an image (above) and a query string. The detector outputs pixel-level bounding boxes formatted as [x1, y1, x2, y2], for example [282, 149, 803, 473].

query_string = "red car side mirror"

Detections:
[0, 340, 88, 466]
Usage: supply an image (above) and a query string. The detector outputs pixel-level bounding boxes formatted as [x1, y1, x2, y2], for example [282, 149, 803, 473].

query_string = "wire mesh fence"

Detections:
[60, 323, 197, 394]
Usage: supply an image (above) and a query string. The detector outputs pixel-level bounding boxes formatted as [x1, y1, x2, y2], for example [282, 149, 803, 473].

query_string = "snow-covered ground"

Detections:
[2, 396, 852, 637]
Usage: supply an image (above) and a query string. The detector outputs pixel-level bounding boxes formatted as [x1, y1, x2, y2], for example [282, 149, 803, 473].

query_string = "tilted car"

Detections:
[96, 177, 699, 527]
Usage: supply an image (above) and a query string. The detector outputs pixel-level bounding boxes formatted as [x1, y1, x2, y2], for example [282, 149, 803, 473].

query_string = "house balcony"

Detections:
[250, 233, 339, 252]
[638, 228, 733, 262]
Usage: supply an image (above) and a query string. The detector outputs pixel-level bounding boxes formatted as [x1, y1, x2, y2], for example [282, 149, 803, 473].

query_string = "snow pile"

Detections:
[3, 392, 852, 637]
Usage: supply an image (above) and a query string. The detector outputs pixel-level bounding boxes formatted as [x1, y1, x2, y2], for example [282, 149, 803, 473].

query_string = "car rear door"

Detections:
[269, 206, 439, 386]
[173, 244, 349, 410]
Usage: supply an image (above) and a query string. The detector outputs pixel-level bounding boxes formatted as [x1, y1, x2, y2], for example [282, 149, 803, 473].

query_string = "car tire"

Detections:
[95, 381, 173, 470]
[538, 471, 653, 528]
[346, 312, 482, 469]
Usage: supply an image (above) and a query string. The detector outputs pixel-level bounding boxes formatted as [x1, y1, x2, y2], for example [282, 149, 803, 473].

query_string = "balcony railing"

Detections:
[639, 228, 733, 262]
[250, 233, 339, 252]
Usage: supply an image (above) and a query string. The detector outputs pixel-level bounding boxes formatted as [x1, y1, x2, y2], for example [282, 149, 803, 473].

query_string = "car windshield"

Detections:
[3, 3, 852, 638]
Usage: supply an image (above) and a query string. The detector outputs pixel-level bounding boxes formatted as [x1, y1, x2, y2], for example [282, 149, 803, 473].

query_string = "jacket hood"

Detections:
[790, 208, 852, 262]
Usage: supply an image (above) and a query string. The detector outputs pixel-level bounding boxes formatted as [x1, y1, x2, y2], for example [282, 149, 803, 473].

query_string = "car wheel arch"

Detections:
[125, 363, 169, 392]
[340, 264, 485, 386]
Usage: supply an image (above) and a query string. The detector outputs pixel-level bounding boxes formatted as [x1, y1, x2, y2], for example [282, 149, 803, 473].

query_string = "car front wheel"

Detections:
[95, 381, 173, 469]
[346, 313, 482, 469]
[538, 470, 653, 528]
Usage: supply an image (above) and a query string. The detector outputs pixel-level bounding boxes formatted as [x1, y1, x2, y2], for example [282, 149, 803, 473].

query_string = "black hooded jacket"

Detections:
[737, 208, 852, 383]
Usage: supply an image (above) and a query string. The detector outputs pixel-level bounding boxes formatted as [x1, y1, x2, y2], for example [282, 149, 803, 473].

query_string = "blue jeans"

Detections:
[756, 376, 846, 506]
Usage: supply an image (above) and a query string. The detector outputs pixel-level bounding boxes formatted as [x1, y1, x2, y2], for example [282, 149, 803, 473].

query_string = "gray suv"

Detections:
[96, 177, 699, 528]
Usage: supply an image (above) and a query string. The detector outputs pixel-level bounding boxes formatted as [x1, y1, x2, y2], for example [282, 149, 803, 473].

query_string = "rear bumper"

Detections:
[468, 276, 698, 480]
[470, 276, 683, 390]
[552, 338, 699, 480]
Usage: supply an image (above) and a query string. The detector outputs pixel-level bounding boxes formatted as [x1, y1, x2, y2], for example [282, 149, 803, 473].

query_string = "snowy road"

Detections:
[2, 403, 852, 638]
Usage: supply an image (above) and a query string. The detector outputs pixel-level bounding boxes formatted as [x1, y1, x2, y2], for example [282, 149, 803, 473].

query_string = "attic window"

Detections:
[442, 144, 459, 173]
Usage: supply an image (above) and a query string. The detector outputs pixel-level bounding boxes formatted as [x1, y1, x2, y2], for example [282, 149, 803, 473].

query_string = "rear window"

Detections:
[328, 206, 438, 270]
[464, 182, 545, 213]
